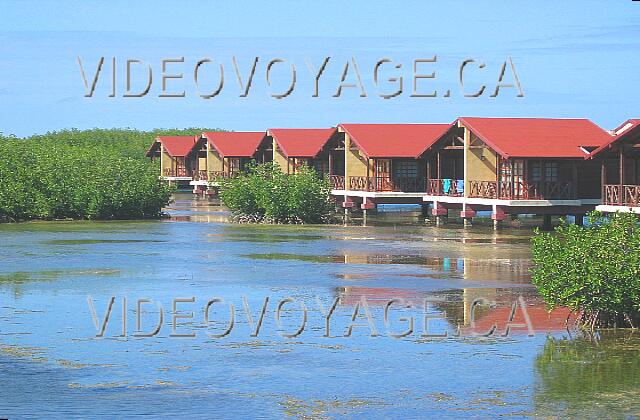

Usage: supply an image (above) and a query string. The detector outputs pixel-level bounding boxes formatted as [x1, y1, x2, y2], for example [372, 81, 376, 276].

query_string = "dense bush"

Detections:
[0, 128, 213, 221]
[531, 212, 640, 329]
[219, 162, 334, 224]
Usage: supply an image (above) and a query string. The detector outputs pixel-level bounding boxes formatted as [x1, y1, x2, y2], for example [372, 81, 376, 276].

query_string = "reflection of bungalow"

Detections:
[588, 119, 640, 213]
[146, 135, 199, 183]
[423, 118, 613, 226]
[329, 123, 451, 210]
[265, 128, 335, 174]
[190, 131, 270, 192]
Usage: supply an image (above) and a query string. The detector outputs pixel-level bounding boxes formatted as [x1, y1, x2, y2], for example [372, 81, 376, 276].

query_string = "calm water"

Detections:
[0, 195, 638, 419]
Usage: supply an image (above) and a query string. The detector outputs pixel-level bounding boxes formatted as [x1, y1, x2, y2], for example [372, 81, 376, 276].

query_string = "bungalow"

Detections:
[265, 128, 335, 174]
[190, 131, 270, 193]
[588, 119, 640, 213]
[423, 117, 613, 227]
[328, 123, 451, 212]
[146, 135, 199, 184]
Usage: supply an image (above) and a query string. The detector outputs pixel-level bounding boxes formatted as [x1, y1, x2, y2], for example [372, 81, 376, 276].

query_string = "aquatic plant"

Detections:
[0, 128, 212, 221]
[219, 162, 335, 224]
[531, 212, 640, 329]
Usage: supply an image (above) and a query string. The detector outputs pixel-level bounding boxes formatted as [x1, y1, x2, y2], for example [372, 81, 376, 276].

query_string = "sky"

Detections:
[0, 0, 638, 136]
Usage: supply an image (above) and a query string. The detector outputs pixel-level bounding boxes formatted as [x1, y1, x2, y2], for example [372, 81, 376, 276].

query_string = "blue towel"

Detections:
[456, 180, 465, 194]
[442, 179, 451, 194]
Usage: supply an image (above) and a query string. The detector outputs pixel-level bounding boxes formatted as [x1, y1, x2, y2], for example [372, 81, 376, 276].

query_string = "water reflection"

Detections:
[534, 332, 640, 417]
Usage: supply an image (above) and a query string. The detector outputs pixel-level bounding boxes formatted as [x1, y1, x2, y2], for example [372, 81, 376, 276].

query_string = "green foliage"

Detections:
[219, 162, 334, 224]
[531, 212, 640, 328]
[0, 128, 213, 221]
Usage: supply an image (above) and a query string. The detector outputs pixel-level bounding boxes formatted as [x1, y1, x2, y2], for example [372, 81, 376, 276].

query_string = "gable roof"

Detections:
[202, 131, 265, 157]
[457, 117, 612, 159]
[338, 123, 452, 158]
[589, 119, 640, 157]
[146, 136, 198, 157]
[268, 128, 335, 158]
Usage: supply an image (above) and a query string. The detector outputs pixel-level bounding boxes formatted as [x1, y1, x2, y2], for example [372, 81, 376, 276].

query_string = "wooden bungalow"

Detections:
[588, 119, 640, 213]
[189, 131, 270, 190]
[329, 123, 451, 211]
[146, 135, 199, 184]
[265, 128, 335, 175]
[423, 117, 613, 226]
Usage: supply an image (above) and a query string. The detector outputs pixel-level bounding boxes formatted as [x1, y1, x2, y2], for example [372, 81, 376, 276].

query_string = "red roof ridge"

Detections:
[338, 123, 452, 158]
[267, 128, 334, 158]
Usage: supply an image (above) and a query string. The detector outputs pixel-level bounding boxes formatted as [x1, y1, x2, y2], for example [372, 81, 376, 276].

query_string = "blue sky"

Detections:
[0, 0, 638, 136]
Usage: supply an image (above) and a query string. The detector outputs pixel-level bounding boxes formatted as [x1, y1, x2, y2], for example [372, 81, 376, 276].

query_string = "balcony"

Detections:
[603, 184, 640, 206]
[163, 167, 190, 178]
[468, 180, 575, 200]
[347, 176, 426, 192]
[427, 179, 464, 196]
[330, 175, 345, 189]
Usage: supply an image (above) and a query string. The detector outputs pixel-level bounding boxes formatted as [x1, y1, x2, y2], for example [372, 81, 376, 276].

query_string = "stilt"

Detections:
[342, 199, 354, 226]
[491, 206, 507, 230]
[542, 214, 552, 230]
[360, 199, 375, 227]
[460, 206, 476, 228]
[574, 214, 585, 226]
[421, 204, 430, 221]
[432, 202, 448, 227]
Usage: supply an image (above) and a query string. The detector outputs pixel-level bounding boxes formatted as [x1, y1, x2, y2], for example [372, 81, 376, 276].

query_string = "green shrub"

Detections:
[219, 162, 334, 224]
[0, 128, 217, 221]
[531, 212, 640, 329]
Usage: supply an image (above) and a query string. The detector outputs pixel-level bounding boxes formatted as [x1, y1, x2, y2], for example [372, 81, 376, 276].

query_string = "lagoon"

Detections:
[0, 194, 638, 418]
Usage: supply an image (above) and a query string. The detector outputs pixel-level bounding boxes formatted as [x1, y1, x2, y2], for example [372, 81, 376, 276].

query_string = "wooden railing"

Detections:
[163, 167, 190, 177]
[209, 171, 239, 180]
[469, 180, 575, 200]
[427, 179, 464, 196]
[603, 184, 640, 206]
[330, 175, 345, 189]
[193, 170, 208, 181]
[346, 176, 426, 192]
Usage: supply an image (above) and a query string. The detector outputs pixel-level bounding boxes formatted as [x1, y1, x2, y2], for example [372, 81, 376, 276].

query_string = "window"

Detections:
[530, 162, 541, 182]
[228, 158, 241, 173]
[376, 159, 392, 177]
[544, 162, 558, 182]
[392, 160, 418, 178]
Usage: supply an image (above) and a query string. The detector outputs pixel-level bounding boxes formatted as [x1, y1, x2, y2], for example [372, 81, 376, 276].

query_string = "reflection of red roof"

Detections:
[589, 119, 640, 157]
[458, 117, 612, 159]
[269, 128, 335, 157]
[338, 123, 452, 158]
[203, 132, 265, 157]
[148, 136, 198, 157]
[462, 305, 575, 335]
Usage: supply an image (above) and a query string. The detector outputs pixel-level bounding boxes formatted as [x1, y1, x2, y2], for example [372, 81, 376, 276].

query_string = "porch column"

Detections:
[329, 153, 333, 177]
[601, 160, 606, 203]
[620, 149, 625, 205]
[341, 197, 355, 226]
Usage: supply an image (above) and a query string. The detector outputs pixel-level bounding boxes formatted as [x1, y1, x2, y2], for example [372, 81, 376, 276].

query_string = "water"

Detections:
[0, 194, 638, 419]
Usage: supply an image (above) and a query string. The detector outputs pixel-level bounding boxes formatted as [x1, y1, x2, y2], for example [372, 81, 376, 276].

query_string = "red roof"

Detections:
[149, 136, 198, 157]
[458, 117, 612, 158]
[268, 128, 335, 157]
[339, 123, 452, 158]
[202, 132, 265, 157]
[589, 119, 640, 157]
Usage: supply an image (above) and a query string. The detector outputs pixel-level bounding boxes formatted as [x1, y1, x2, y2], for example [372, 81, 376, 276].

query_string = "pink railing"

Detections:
[427, 179, 464, 196]
[347, 176, 426, 192]
[330, 175, 345, 189]
[468, 180, 575, 200]
[603, 184, 640, 206]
